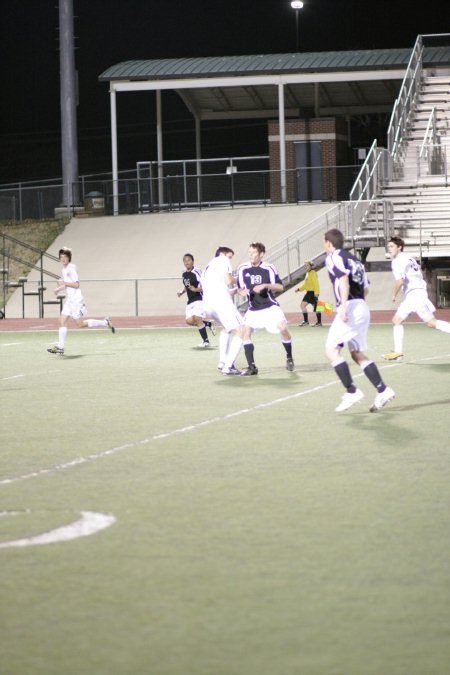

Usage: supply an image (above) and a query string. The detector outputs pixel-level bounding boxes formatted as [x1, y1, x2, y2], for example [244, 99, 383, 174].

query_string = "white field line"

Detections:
[0, 362, 399, 486]
[1, 374, 25, 381]
[0, 511, 116, 549]
[0, 378, 344, 486]
[1, 354, 448, 487]
[1, 353, 448, 549]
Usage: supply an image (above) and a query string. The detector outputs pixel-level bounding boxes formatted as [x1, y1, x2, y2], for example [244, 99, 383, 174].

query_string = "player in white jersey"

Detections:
[47, 247, 115, 355]
[201, 246, 244, 374]
[383, 237, 450, 360]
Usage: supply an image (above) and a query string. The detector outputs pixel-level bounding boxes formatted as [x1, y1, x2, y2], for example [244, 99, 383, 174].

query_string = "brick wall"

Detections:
[268, 117, 348, 203]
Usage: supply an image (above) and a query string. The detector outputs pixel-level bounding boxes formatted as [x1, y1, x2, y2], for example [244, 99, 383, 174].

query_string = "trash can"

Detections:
[84, 191, 105, 214]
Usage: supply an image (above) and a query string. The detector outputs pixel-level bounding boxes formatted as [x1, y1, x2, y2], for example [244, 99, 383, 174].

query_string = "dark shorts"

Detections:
[302, 291, 318, 308]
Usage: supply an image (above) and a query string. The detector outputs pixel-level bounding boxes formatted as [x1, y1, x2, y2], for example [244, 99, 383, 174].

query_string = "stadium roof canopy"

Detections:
[99, 46, 449, 120]
[98, 43, 450, 208]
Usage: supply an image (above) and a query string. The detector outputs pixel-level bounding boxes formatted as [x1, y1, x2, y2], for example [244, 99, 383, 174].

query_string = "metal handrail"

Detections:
[349, 139, 379, 203]
[387, 35, 424, 161]
[419, 107, 437, 160]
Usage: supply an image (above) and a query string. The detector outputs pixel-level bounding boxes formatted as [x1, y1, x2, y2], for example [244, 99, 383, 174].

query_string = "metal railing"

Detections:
[262, 199, 393, 288]
[1, 232, 60, 317]
[0, 165, 360, 221]
[387, 35, 424, 167]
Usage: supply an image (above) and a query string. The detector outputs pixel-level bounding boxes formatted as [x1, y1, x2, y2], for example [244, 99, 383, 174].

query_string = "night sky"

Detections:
[1, 0, 449, 183]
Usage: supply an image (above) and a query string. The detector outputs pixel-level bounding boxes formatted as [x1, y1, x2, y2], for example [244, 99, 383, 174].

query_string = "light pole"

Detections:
[290, 1, 304, 52]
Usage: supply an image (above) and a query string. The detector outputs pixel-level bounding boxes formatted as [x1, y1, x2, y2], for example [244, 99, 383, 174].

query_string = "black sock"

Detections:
[316, 313, 322, 324]
[334, 361, 356, 392]
[363, 361, 386, 392]
[303, 312, 308, 323]
[204, 321, 211, 328]
[282, 340, 293, 359]
[244, 342, 255, 366]
[199, 326, 208, 342]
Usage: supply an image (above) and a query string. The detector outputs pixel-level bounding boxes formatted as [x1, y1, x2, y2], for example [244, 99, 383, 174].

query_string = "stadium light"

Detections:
[290, 1, 304, 52]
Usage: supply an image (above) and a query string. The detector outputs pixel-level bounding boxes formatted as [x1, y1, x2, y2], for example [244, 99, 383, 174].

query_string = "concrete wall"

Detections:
[6, 203, 395, 318]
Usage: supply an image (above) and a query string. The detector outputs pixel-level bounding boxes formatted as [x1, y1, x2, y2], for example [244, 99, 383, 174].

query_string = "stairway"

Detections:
[380, 73, 450, 258]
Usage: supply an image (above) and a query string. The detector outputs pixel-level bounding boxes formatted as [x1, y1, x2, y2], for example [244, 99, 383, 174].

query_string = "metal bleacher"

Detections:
[349, 34, 450, 262]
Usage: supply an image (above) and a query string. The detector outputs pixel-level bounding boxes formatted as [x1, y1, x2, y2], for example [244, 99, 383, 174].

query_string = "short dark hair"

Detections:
[59, 247, 72, 261]
[324, 228, 344, 249]
[183, 253, 194, 261]
[388, 236, 405, 250]
[249, 242, 266, 254]
[215, 246, 234, 257]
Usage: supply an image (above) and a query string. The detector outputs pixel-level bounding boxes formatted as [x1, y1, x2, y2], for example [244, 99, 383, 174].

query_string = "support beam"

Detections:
[156, 90, 164, 206]
[59, 0, 79, 207]
[110, 89, 119, 215]
[278, 82, 287, 203]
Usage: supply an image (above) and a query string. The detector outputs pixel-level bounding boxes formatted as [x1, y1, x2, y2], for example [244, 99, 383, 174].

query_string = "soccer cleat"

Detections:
[310, 323, 322, 327]
[198, 340, 210, 348]
[47, 345, 64, 355]
[221, 365, 241, 375]
[298, 322, 309, 326]
[286, 358, 295, 372]
[382, 351, 403, 361]
[106, 317, 116, 334]
[240, 365, 258, 376]
[335, 388, 364, 412]
[209, 320, 217, 336]
[369, 386, 395, 412]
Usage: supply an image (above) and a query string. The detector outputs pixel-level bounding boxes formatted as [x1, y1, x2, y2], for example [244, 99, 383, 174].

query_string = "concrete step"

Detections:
[381, 192, 450, 200]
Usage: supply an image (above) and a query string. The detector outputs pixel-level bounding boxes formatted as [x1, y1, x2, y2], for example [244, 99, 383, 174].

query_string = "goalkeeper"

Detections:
[295, 261, 322, 326]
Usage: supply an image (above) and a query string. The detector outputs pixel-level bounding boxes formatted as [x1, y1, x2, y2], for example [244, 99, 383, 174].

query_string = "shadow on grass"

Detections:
[216, 372, 302, 388]
[409, 363, 450, 372]
[60, 355, 85, 360]
[295, 362, 330, 373]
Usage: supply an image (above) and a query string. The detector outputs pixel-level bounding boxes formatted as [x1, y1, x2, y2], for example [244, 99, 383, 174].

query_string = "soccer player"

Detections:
[177, 253, 216, 347]
[236, 242, 294, 375]
[383, 236, 450, 360]
[324, 228, 395, 412]
[47, 247, 115, 355]
[295, 260, 322, 326]
[201, 246, 244, 375]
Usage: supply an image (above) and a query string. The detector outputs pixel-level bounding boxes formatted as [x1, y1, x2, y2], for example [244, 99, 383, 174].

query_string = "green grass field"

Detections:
[1, 324, 450, 675]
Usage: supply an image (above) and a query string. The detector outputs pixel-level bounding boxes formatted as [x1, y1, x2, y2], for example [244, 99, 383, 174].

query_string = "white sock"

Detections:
[224, 335, 243, 369]
[86, 319, 107, 328]
[219, 331, 231, 363]
[58, 326, 67, 348]
[436, 319, 450, 334]
[393, 324, 404, 353]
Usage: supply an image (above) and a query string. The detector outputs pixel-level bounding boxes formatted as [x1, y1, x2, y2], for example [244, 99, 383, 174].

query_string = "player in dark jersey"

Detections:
[177, 253, 215, 347]
[324, 228, 394, 412]
[236, 242, 294, 375]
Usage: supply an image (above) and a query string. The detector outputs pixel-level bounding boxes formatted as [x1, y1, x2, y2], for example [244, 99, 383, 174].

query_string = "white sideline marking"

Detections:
[0, 511, 116, 548]
[1, 374, 25, 381]
[1, 354, 448, 487]
[0, 342, 24, 347]
[0, 379, 340, 486]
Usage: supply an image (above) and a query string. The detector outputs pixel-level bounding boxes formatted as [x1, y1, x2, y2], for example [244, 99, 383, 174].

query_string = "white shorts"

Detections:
[244, 305, 287, 334]
[326, 299, 369, 353]
[204, 297, 243, 332]
[396, 289, 436, 322]
[185, 300, 206, 320]
[62, 298, 87, 320]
